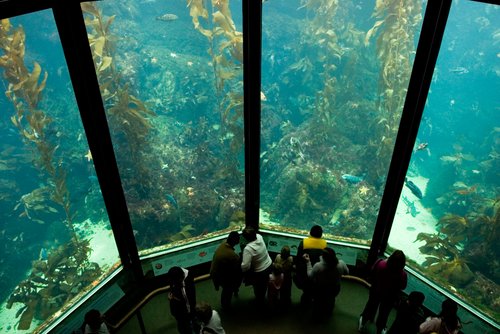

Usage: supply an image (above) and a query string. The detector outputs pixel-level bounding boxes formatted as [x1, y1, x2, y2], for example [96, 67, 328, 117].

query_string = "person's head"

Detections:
[310, 225, 323, 238]
[195, 302, 213, 325]
[321, 247, 339, 267]
[227, 231, 240, 246]
[280, 245, 290, 259]
[387, 250, 406, 271]
[242, 227, 257, 242]
[408, 291, 425, 308]
[168, 266, 185, 286]
[84, 309, 103, 331]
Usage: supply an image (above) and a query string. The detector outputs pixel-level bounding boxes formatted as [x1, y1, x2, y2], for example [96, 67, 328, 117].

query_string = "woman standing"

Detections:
[359, 250, 407, 334]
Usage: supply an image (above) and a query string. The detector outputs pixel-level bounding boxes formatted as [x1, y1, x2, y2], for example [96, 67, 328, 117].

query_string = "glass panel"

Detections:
[389, 0, 499, 322]
[0, 12, 119, 332]
[82, 0, 245, 253]
[260, 0, 426, 242]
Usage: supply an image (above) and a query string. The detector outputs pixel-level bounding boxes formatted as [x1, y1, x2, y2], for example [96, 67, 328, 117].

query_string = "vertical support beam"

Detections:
[52, 2, 142, 281]
[243, 0, 262, 230]
[367, 0, 452, 266]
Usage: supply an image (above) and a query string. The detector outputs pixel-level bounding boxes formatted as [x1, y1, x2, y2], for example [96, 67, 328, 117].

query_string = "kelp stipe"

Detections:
[0, 19, 101, 330]
[365, 0, 423, 179]
[187, 0, 244, 159]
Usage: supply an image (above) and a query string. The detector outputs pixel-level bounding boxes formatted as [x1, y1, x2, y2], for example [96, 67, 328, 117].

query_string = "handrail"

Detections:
[106, 273, 368, 330]
[107, 274, 211, 330]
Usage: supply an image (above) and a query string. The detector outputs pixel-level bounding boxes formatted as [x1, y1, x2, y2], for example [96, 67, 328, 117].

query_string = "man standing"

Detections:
[210, 231, 242, 310]
[241, 227, 272, 306]
[295, 225, 327, 305]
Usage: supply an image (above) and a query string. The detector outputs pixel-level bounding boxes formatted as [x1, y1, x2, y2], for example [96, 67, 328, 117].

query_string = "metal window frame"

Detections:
[367, 0, 452, 265]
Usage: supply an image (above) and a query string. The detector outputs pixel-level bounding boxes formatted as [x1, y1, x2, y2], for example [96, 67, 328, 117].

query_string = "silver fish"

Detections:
[449, 66, 469, 75]
[156, 13, 178, 21]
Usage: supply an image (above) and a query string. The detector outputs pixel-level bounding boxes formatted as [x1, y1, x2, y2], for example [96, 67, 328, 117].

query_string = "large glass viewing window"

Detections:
[389, 0, 499, 322]
[1, 0, 498, 332]
[0, 11, 119, 332]
[82, 0, 245, 254]
[260, 0, 426, 242]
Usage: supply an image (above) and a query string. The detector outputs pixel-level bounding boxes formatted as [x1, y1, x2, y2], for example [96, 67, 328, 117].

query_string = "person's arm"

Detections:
[419, 317, 439, 334]
[303, 254, 314, 277]
[338, 260, 349, 275]
[296, 241, 304, 260]
[241, 247, 252, 272]
[401, 271, 408, 290]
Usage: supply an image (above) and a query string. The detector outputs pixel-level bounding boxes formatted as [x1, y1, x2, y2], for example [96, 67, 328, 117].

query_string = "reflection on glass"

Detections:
[389, 1, 499, 322]
[82, 0, 245, 253]
[260, 0, 425, 241]
[0, 12, 118, 332]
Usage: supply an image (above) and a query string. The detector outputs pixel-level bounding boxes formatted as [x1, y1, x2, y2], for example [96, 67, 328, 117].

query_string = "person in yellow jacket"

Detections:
[294, 225, 327, 305]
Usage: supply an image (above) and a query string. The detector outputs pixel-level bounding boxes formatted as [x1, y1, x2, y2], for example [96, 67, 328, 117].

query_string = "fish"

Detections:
[449, 66, 469, 75]
[165, 193, 178, 209]
[402, 195, 420, 217]
[156, 13, 178, 22]
[341, 174, 364, 184]
[456, 185, 477, 195]
[416, 142, 428, 151]
[404, 177, 423, 199]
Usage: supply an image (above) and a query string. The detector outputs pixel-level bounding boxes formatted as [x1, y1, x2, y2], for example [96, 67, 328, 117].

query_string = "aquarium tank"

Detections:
[0, 10, 119, 331]
[0, 0, 498, 332]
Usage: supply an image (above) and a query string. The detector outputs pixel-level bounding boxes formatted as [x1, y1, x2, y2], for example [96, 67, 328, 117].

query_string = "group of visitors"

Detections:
[358, 250, 462, 334]
[75, 225, 461, 334]
[164, 225, 462, 334]
[166, 264, 226, 334]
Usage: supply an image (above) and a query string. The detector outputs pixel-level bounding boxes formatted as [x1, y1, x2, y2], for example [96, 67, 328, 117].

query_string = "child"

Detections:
[274, 245, 294, 306]
[195, 302, 225, 334]
[168, 266, 196, 334]
[419, 298, 462, 334]
[267, 263, 284, 309]
[388, 291, 425, 334]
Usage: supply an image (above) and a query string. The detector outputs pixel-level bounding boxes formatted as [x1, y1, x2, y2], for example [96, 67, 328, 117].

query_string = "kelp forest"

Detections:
[0, 0, 498, 330]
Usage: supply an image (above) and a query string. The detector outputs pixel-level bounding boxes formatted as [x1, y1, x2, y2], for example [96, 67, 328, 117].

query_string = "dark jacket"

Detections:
[388, 301, 425, 334]
[371, 259, 408, 300]
[294, 237, 327, 289]
[210, 241, 241, 289]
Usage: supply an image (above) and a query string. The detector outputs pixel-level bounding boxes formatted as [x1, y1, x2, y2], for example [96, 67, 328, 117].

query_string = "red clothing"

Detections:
[372, 259, 408, 298]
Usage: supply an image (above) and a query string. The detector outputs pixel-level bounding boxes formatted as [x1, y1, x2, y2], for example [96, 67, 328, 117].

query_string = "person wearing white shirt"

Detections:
[241, 227, 272, 305]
